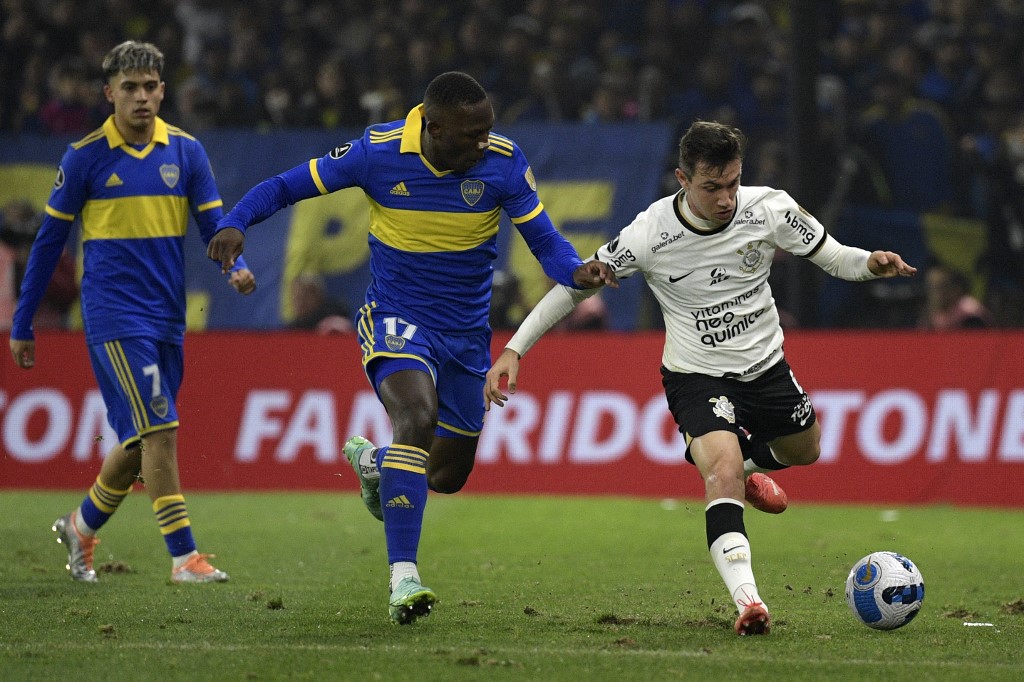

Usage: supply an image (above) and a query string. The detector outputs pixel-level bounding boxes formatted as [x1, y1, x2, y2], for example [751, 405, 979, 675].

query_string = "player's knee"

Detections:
[790, 441, 820, 466]
[391, 403, 438, 446]
[428, 468, 469, 494]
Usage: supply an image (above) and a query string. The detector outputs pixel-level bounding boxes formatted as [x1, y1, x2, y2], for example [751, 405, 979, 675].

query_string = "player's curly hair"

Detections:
[102, 41, 164, 81]
[423, 71, 487, 116]
[678, 120, 746, 178]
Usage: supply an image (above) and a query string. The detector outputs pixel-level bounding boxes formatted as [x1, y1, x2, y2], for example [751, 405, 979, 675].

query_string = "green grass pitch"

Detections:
[2, 491, 1022, 680]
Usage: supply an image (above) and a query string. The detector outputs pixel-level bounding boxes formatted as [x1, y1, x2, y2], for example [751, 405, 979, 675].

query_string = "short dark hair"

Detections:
[678, 120, 746, 177]
[102, 41, 164, 81]
[423, 71, 487, 116]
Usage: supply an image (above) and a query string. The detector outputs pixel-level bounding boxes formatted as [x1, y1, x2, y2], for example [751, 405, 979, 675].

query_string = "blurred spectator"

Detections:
[296, 54, 364, 129]
[976, 112, 1024, 327]
[0, 200, 78, 331]
[918, 261, 992, 330]
[3, 0, 1024, 330]
[487, 14, 542, 115]
[581, 72, 636, 124]
[855, 68, 956, 213]
[288, 272, 353, 335]
[37, 57, 104, 135]
[500, 60, 567, 123]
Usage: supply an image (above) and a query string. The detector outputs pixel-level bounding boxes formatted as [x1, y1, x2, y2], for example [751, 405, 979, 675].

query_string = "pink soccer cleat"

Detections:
[734, 603, 771, 636]
[745, 473, 788, 514]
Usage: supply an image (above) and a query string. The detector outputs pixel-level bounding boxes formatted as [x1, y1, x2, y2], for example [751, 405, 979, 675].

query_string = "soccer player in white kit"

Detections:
[484, 120, 917, 635]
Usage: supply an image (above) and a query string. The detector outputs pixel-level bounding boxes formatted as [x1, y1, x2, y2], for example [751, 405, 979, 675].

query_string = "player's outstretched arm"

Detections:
[484, 348, 521, 410]
[207, 227, 245, 274]
[573, 260, 618, 289]
[867, 251, 917, 278]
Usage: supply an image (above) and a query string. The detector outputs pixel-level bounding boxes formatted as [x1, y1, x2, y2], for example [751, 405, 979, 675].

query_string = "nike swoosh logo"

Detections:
[723, 545, 744, 554]
[669, 271, 694, 283]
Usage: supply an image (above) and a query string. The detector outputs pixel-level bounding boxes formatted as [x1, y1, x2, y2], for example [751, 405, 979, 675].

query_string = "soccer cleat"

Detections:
[52, 511, 99, 582]
[745, 472, 788, 514]
[171, 553, 229, 583]
[344, 436, 383, 521]
[388, 577, 437, 625]
[734, 603, 771, 636]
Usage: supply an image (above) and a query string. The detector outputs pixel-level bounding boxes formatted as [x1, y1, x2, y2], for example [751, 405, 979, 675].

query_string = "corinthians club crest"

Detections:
[737, 240, 766, 274]
[709, 395, 736, 424]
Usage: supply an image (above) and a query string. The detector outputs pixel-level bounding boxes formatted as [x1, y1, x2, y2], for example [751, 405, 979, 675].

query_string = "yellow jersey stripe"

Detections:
[486, 144, 513, 157]
[196, 199, 223, 212]
[81, 195, 189, 241]
[104, 342, 148, 432]
[381, 462, 426, 474]
[437, 420, 482, 437]
[112, 341, 150, 431]
[70, 127, 107, 150]
[369, 199, 500, 252]
[310, 159, 328, 195]
[511, 203, 544, 224]
[369, 129, 404, 143]
[45, 205, 75, 221]
[166, 125, 196, 141]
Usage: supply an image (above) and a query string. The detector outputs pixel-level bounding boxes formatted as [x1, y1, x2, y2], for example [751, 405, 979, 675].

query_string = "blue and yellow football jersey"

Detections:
[221, 105, 583, 333]
[13, 116, 240, 345]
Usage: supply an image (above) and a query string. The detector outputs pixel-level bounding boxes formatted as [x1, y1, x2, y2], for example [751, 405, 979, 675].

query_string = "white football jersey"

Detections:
[596, 185, 827, 379]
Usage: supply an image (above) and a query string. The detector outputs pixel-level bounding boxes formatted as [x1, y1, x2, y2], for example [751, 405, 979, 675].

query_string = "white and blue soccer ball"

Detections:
[845, 551, 925, 630]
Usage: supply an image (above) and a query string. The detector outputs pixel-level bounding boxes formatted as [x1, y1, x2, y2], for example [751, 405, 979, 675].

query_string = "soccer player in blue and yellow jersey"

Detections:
[208, 71, 616, 623]
[9, 41, 256, 584]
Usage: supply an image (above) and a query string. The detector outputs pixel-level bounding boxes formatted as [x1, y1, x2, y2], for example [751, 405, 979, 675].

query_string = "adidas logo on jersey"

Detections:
[389, 182, 410, 196]
[385, 495, 414, 509]
[105, 173, 124, 187]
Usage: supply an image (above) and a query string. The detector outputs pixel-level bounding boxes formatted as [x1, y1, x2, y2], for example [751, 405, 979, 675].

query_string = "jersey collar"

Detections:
[400, 105, 425, 154]
[675, 189, 732, 236]
[102, 115, 170, 150]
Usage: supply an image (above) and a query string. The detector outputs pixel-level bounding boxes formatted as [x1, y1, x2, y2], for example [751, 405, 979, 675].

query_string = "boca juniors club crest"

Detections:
[150, 395, 169, 419]
[160, 164, 180, 189]
[461, 179, 484, 206]
[385, 334, 407, 352]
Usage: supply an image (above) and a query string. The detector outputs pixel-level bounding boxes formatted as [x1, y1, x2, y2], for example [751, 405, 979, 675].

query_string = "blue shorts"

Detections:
[356, 303, 489, 438]
[87, 338, 183, 448]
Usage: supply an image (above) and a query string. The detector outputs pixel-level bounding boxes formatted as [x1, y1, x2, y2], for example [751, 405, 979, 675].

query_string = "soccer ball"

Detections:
[845, 551, 925, 630]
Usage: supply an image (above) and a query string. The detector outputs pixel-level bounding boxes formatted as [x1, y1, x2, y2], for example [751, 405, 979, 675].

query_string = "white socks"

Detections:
[73, 509, 96, 537]
[709, 531, 766, 614]
[390, 561, 420, 591]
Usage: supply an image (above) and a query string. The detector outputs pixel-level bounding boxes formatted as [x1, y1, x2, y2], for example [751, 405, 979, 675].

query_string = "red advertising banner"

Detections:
[2, 330, 1022, 506]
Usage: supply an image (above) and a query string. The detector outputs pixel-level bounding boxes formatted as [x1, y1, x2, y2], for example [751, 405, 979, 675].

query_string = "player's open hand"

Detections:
[868, 251, 917, 278]
[229, 268, 257, 295]
[9, 338, 35, 369]
[208, 227, 245, 274]
[573, 259, 618, 289]
[484, 348, 521, 410]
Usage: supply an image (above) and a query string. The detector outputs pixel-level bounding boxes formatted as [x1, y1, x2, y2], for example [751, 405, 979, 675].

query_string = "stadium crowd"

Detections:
[1, 0, 1023, 328]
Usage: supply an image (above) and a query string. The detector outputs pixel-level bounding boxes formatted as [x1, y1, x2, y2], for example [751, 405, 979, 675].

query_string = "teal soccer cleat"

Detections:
[344, 436, 383, 521]
[388, 577, 437, 625]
